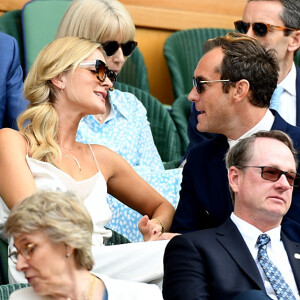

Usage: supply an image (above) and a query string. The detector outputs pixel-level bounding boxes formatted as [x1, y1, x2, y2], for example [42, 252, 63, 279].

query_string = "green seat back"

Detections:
[115, 83, 182, 164]
[170, 94, 191, 155]
[0, 239, 8, 284]
[117, 47, 150, 92]
[104, 228, 131, 245]
[22, 0, 71, 74]
[164, 28, 232, 99]
[21, 0, 149, 91]
[0, 283, 30, 298]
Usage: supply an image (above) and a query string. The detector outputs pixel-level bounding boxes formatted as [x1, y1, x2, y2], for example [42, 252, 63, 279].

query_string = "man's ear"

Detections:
[287, 30, 300, 53]
[228, 166, 241, 194]
[232, 79, 250, 104]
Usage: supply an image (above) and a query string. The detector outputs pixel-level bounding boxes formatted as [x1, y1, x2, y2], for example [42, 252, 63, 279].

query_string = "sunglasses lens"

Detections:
[95, 60, 107, 81]
[193, 78, 203, 93]
[121, 41, 137, 56]
[103, 41, 119, 56]
[234, 21, 248, 34]
[253, 23, 268, 37]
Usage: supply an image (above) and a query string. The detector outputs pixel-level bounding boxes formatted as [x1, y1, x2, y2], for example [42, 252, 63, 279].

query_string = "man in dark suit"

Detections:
[0, 32, 28, 129]
[183, 0, 300, 161]
[164, 131, 300, 300]
[171, 33, 300, 243]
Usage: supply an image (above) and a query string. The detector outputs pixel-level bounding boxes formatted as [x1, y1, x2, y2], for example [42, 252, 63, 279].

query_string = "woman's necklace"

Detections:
[59, 144, 82, 172]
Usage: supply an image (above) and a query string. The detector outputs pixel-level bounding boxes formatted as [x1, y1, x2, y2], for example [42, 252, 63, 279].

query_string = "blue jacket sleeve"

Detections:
[0, 33, 29, 129]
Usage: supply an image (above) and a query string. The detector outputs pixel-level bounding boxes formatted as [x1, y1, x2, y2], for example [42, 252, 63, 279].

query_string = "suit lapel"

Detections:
[282, 233, 300, 291]
[215, 219, 265, 290]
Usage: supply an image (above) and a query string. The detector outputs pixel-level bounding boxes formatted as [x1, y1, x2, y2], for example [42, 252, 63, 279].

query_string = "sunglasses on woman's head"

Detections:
[234, 20, 297, 37]
[102, 41, 138, 57]
[79, 59, 117, 90]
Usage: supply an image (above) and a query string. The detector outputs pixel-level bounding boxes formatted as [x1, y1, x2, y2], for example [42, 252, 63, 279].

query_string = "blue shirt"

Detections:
[77, 89, 182, 242]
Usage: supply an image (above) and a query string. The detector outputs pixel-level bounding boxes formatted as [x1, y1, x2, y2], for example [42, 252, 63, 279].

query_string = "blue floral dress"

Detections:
[76, 89, 182, 242]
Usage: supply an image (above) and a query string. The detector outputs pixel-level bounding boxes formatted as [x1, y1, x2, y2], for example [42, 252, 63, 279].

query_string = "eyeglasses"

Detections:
[102, 41, 138, 57]
[237, 166, 300, 187]
[79, 59, 117, 90]
[234, 20, 297, 37]
[9, 243, 36, 264]
[193, 77, 230, 94]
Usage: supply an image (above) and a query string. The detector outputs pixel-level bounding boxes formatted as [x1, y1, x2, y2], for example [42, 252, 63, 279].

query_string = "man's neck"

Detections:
[225, 107, 269, 141]
[277, 58, 294, 84]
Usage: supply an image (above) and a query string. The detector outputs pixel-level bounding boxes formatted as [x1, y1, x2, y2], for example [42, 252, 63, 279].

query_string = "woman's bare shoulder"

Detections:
[0, 128, 27, 152]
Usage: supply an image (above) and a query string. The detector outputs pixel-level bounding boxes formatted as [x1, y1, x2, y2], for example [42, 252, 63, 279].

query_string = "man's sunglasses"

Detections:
[193, 77, 230, 94]
[234, 20, 297, 37]
[237, 166, 300, 187]
[80, 59, 117, 90]
[102, 41, 138, 57]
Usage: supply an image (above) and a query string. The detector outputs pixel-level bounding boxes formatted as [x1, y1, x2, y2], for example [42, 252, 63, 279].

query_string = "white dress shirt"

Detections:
[277, 63, 297, 126]
[231, 213, 300, 299]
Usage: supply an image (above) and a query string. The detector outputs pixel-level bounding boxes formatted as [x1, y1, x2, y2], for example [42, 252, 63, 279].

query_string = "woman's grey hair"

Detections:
[5, 191, 94, 270]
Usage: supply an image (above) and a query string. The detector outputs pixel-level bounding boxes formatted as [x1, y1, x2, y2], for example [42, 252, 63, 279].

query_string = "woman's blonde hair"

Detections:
[5, 190, 94, 270]
[56, 0, 136, 43]
[18, 37, 101, 164]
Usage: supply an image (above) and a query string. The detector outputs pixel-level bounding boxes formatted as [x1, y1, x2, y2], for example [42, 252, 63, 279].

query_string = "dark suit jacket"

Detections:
[0, 32, 28, 129]
[296, 65, 300, 126]
[183, 67, 300, 161]
[171, 111, 300, 243]
[164, 218, 300, 300]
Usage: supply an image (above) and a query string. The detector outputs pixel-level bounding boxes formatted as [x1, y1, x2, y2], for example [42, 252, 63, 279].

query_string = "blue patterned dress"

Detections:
[77, 89, 182, 242]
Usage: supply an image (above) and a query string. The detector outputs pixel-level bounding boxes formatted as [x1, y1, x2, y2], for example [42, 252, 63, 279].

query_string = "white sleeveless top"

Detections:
[0, 145, 112, 245]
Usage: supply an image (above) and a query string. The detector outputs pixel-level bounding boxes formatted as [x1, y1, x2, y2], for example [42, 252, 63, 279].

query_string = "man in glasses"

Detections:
[171, 32, 300, 244]
[164, 130, 300, 300]
[183, 0, 300, 161]
[236, 0, 300, 126]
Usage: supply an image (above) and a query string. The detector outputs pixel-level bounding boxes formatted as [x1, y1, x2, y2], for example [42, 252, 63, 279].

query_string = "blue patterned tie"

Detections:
[257, 234, 296, 300]
[270, 86, 284, 111]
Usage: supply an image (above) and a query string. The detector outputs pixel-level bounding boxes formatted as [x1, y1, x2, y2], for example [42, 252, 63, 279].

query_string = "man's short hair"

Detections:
[225, 130, 298, 201]
[203, 32, 279, 108]
[248, 0, 300, 32]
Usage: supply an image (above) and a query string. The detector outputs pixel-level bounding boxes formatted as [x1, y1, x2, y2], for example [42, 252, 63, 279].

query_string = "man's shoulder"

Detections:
[272, 113, 300, 146]
[186, 133, 228, 163]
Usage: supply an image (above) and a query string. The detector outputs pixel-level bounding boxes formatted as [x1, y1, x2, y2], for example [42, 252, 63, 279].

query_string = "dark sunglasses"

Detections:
[238, 166, 300, 187]
[102, 41, 138, 57]
[80, 59, 117, 90]
[234, 20, 297, 37]
[193, 77, 230, 94]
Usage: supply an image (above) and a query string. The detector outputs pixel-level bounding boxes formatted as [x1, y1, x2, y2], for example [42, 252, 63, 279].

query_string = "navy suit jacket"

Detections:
[0, 32, 28, 129]
[164, 218, 300, 300]
[171, 111, 300, 243]
[183, 66, 300, 160]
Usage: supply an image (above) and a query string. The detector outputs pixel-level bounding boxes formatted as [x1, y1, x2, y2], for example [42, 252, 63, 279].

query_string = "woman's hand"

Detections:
[138, 215, 180, 241]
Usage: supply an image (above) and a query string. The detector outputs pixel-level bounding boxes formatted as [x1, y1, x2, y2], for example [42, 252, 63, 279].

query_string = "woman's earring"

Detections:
[66, 253, 70, 258]
[61, 85, 64, 93]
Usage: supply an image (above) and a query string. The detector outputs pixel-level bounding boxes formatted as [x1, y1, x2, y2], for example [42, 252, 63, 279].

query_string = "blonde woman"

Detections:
[56, 0, 182, 242]
[0, 37, 175, 284]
